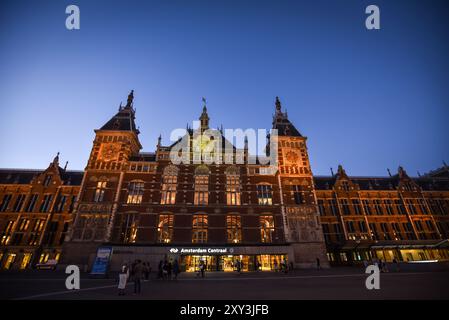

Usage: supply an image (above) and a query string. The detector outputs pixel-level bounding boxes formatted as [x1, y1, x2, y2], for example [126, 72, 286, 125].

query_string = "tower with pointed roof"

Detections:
[61, 91, 143, 266]
[272, 97, 328, 268]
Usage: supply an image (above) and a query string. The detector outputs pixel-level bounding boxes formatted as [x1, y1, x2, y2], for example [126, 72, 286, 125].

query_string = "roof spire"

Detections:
[125, 90, 134, 108]
[275, 96, 281, 112]
[199, 97, 209, 131]
[53, 152, 60, 165]
[64, 161, 68, 171]
[157, 134, 162, 147]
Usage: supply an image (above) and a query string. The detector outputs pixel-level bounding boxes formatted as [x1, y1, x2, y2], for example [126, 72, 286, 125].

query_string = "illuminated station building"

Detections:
[0, 91, 448, 271]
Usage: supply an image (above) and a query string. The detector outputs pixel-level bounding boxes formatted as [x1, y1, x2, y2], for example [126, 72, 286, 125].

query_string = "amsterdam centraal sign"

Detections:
[168, 247, 234, 255]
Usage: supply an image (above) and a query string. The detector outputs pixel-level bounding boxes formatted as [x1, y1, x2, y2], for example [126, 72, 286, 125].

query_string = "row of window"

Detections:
[318, 198, 449, 216]
[0, 194, 76, 213]
[120, 214, 276, 244]
[0, 219, 69, 246]
[322, 220, 440, 242]
[95, 180, 311, 207]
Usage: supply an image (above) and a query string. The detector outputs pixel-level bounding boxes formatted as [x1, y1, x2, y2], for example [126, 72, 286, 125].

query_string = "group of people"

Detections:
[273, 258, 291, 273]
[117, 260, 152, 295]
[158, 259, 180, 280]
[363, 257, 400, 272]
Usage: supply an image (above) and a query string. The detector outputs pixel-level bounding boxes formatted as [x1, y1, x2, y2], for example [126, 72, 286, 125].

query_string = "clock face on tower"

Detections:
[285, 150, 299, 164]
[99, 143, 120, 162]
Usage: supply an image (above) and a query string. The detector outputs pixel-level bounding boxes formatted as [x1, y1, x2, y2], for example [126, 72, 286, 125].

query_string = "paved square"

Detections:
[1, 267, 448, 300]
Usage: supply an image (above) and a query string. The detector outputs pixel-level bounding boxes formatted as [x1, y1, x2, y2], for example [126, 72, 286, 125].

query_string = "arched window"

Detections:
[194, 165, 209, 205]
[158, 214, 174, 243]
[226, 215, 241, 243]
[192, 214, 208, 243]
[127, 180, 144, 204]
[161, 165, 179, 205]
[257, 184, 273, 205]
[260, 215, 275, 243]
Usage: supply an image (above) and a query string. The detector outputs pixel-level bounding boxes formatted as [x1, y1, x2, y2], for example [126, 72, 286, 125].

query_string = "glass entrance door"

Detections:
[184, 255, 217, 272]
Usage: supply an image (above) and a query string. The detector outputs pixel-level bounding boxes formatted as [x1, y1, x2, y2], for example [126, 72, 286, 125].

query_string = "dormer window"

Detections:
[43, 175, 52, 187]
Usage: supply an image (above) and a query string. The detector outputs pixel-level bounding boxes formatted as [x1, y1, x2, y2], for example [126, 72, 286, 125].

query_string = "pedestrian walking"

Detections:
[393, 257, 400, 272]
[283, 258, 288, 273]
[173, 259, 180, 280]
[133, 259, 143, 294]
[316, 257, 321, 270]
[199, 260, 205, 278]
[274, 259, 278, 272]
[157, 260, 163, 279]
[118, 264, 129, 296]
[162, 260, 168, 279]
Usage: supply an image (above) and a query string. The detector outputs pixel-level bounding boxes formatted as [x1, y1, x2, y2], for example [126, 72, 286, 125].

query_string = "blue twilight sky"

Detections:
[0, 0, 448, 176]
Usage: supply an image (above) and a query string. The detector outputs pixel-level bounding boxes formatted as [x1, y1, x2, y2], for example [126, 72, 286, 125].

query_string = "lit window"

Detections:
[161, 175, 177, 205]
[158, 214, 174, 243]
[226, 175, 241, 205]
[260, 215, 275, 243]
[121, 213, 138, 243]
[226, 215, 242, 243]
[127, 181, 144, 204]
[257, 185, 272, 205]
[93, 181, 107, 202]
[194, 175, 209, 205]
[192, 214, 208, 243]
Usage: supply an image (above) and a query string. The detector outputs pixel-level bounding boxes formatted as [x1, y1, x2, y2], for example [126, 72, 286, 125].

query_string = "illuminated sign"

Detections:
[168, 247, 234, 255]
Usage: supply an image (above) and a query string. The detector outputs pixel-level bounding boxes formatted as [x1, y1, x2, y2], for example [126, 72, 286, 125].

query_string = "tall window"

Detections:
[127, 181, 144, 204]
[1, 220, 14, 245]
[13, 194, 26, 212]
[292, 185, 304, 205]
[226, 175, 241, 205]
[43, 175, 52, 187]
[192, 214, 208, 243]
[385, 199, 394, 215]
[329, 199, 338, 216]
[161, 165, 178, 205]
[318, 199, 325, 215]
[260, 215, 275, 243]
[121, 213, 138, 243]
[158, 214, 174, 243]
[257, 185, 273, 205]
[25, 194, 39, 212]
[0, 194, 12, 212]
[362, 200, 372, 215]
[161, 175, 177, 205]
[40, 195, 53, 212]
[226, 215, 242, 243]
[54, 195, 67, 213]
[94, 181, 107, 202]
[194, 175, 209, 205]
[341, 199, 350, 215]
[351, 199, 361, 215]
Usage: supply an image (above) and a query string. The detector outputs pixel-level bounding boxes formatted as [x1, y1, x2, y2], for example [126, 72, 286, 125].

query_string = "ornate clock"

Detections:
[285, 150, 299, 164]
[99, 143, 120, 161]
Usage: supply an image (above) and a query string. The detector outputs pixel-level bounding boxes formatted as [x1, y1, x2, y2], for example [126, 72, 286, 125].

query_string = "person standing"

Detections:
[274, 259, 278, 272]
[316, 258, 321, 270]
[157, 260, 163, 279]
[133, 260, 143, 294]
[118, 264, 129, 296]
[173, 259, 180, 280]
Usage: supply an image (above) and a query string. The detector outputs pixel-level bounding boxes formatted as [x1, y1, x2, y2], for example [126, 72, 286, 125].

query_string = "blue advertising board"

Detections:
[90, 246, 113, 277]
